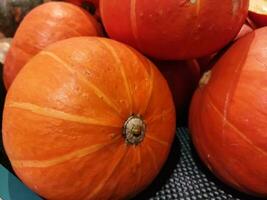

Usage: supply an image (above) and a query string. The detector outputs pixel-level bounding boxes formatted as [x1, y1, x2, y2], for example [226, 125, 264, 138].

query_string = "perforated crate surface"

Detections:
[133, 128, 261, 200]
[1, 127, 262, 200]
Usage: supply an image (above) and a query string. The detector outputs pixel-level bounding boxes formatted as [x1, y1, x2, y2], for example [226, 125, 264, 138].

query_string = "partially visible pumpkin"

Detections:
[189, 28, 267, 197]
[100, 0, 249, 60]
[0, 0, 43, 37]
[197, 53, 217, 75]
[198, 22, 254, 75]
[63, 0, 82, 6]
[4, 2, 102, 89]
[64, 0, 100, 20]
[155, 59, 200, 124]
[248, 0, 267, 27]
[3, 37, 176, 200]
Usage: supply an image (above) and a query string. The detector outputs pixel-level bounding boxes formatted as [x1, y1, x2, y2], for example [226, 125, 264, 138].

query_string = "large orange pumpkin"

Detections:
[3, 37, 176, 200]
[4, 2, 102, 89]
[189, 28, 267, 197]
[100, 0, 249, 60]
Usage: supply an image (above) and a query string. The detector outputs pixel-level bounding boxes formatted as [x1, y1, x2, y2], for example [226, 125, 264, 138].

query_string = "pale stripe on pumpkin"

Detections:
[85, 145, 128, 199]
[7, 101, 121, 128]
[196, 0, 201, 16]
[40, 51, 124, 118]
[145, 108, 174, 124]
[10, 135, 121, 168]
[145, 144, 159, 172]
[146, 135, 169, 147]
[130, 0, 141, 48]
[97, 38, 134, 114]
[120, 45, 154, 115]
[133, 147, 142, 194]
[141, 60, 155, 115]
[207, 96, 267, 156]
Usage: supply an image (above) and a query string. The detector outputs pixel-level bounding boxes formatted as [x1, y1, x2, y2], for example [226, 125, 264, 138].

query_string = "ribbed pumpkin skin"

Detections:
[3, 37, 176, 200]
[100, 0, 249, 60]
[155, 60, 200, 122]
[189, 28, 267, 197]
[4, 2, 101, 89]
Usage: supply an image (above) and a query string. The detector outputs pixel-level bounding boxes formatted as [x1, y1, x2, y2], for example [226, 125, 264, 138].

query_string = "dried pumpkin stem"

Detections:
[123, 115, 146, 145]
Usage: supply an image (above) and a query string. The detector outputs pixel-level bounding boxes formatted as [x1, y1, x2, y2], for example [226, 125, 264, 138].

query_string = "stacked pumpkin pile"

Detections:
[0, 0, 267, 199]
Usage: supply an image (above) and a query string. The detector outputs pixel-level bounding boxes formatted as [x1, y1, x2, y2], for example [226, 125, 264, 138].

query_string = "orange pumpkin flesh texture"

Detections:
[4, 2, 102, 89]
[189, 27, 267, 197]
[100, 0, 249, 60]
[3, 37, 176, 200]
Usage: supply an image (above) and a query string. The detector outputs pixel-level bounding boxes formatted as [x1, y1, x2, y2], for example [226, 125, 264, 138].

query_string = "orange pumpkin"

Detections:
[100, 0, 249, 60]
[65, 0, 101, 21]
[198, 22, 254, 75]
[234, 23, 253, 41]
[64, 0, 82, 5]
[65, 0, 99, 7]
[155, 60, 200, 123]
[3, 37, 176, 200]
[4, 2, 102, 89]
[189, 28, 267, 197]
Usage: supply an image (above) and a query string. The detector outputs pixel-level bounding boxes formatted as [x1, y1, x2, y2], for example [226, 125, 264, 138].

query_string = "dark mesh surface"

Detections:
[134, 128, 261, 200]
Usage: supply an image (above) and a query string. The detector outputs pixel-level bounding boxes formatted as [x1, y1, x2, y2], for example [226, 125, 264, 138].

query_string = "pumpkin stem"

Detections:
[199, 70, 211, 88]
[0, 38, 12, 64]
[123, 115, 146, 145]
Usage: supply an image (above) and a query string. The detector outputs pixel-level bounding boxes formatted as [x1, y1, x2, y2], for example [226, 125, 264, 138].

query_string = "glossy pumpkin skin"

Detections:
[155, 60, 200, 123]
[4, 2, 101, 89]
[198, 22, 254, 75]
[3, 37, 176, 200]
[0, 0, 43, 37]
[100, 0, 249, 60]
[189, 28, 267, 197]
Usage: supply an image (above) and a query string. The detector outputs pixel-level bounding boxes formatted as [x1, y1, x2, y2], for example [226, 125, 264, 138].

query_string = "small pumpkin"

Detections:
[0, 0, 43, 37]
[198, 22, 253, 75]
[4, 2, 102, 89]
[155, 60, 200, 124]
[3, 37, 176, 200]
[189, 28, 267, 197]
[100, 0, 249, 60]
